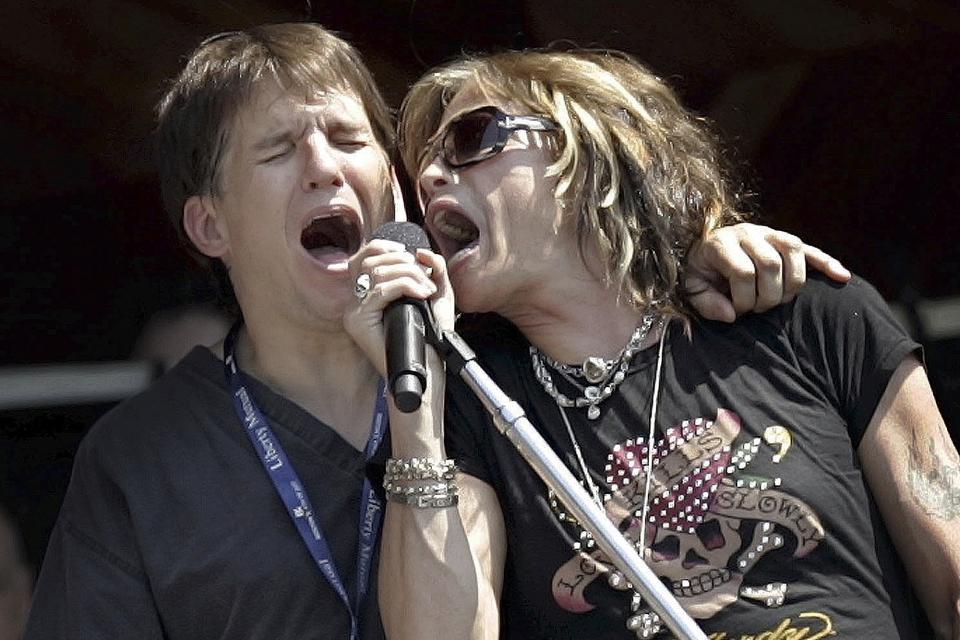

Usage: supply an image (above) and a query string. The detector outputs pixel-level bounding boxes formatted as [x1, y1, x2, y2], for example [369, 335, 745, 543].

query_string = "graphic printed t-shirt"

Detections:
[446, 277, 922, 639]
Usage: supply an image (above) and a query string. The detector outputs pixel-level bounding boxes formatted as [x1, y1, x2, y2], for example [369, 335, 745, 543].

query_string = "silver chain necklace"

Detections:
[529, 312, 656, 420]
[542, 319, 670, 639]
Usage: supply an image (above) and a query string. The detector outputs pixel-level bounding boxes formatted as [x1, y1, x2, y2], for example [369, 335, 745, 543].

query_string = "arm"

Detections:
[858, 355, 960, 640]
[344, 244, 506, 639]
[378, 341, 506, 639]
[379, 462, 506, 639]
[686, 223, 851, 321]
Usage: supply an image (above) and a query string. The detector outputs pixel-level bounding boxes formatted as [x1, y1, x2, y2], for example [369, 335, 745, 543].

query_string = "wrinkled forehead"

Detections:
[231, 81, 380, 145]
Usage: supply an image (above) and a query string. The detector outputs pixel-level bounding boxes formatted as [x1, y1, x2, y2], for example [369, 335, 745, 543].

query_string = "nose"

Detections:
[301, 132, 344, 192]
[417, 150, 452, 201]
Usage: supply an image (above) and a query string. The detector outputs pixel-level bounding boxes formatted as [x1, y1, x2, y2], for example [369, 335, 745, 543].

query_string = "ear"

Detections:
[389, 167, 407, 222]
[183, 195, 229, 258]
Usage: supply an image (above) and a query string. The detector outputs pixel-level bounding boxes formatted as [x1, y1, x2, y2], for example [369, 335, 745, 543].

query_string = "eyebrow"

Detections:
[252, 129, 295, 152]
[250, 118, 371, 153]
[327, 118, 373, 136]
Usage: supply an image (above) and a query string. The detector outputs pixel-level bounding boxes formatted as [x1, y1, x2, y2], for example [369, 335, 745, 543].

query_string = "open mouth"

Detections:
[300, 215, 362, 259]
[432, 209, 479, 258]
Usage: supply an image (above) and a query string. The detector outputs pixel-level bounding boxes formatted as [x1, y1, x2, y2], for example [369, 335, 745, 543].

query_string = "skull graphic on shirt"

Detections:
[551, 409, 824, 620]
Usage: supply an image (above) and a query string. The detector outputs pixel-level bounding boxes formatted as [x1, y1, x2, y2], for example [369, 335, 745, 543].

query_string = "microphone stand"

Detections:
[429, 326, 707, 640]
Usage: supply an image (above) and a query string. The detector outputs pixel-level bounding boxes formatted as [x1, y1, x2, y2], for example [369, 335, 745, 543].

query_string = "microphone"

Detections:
[372, 221, 432, 413]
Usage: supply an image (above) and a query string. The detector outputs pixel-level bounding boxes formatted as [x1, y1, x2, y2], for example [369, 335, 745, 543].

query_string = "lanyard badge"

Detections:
[224, 323, 387, 640]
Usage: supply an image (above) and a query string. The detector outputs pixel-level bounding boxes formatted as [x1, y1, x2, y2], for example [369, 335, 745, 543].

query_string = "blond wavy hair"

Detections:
[399, 49, 749, 317]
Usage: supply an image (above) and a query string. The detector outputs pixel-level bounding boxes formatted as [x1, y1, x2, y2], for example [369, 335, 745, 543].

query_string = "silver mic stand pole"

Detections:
[436, 330, 706, 640]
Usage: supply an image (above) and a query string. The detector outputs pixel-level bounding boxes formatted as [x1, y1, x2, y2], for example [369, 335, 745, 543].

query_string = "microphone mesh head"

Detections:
[372, 221, 431, 253]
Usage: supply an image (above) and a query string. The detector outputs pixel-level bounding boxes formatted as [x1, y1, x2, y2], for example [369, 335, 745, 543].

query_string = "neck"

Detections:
[499, 272, 658, 364]
[226, 317, 380, 450]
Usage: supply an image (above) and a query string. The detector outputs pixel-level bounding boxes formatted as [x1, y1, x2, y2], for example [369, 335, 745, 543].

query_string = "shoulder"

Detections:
[685, 273, 916, 381]
[76, 347, 228, 478]
[59, 347, 233, 548]
[779, 273, 916, 362]
[787, 273, 897, 324]
[707, 273, 908, 347]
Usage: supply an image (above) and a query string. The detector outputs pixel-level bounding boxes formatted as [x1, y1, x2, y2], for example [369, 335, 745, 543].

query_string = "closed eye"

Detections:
[328, 122, 373, 150]
[260, 144, 294, 163]
[333, 138, 369, 150]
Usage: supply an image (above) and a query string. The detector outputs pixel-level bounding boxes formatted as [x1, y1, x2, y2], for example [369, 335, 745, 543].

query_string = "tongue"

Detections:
[307, 245, 350, 263]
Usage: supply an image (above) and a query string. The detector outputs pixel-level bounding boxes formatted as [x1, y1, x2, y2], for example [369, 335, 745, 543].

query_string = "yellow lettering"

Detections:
[755, 618, 792, 639]
[799, 612, 835, 640]
[719, 612, 835, 640]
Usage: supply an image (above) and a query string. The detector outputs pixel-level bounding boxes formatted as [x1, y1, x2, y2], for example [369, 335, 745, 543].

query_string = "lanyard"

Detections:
[223, 323, 387, 640]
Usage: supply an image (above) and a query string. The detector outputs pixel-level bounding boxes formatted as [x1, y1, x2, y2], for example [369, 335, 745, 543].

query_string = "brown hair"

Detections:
[399, 49, 750, 318]
[155, 23, 395, 297]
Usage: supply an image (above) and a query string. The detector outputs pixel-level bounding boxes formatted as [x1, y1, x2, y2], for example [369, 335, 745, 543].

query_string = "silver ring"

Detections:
[354, 273, 371, 301]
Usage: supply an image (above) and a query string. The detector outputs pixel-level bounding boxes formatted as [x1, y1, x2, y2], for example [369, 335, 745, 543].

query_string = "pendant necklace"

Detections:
[534, 318, 671, 639]
[530, 312, 656, 420]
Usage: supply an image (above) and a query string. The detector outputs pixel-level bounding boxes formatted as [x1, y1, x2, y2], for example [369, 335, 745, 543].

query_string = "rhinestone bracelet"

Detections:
[385, 457, 457, 482]
[384, 457, 459, 509]
[385, 492, 459, 508]
[385, 480, 459, 509]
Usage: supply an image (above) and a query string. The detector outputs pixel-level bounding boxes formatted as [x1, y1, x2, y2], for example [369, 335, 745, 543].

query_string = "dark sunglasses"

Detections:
[421, 106, 559, 169]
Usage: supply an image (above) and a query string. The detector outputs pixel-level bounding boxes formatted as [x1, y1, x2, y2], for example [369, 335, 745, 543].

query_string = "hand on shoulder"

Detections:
[685, 223, 851, 322]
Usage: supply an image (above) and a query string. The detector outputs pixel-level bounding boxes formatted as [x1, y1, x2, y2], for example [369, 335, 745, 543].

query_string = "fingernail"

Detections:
[831, 260, 850, 274]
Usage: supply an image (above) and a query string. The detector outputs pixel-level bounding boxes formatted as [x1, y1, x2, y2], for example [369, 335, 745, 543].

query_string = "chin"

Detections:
[451, 283, 497, 315]
[302, 284, 352, 316]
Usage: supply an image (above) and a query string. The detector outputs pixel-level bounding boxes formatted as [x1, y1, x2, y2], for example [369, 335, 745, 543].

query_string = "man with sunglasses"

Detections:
[26, 25, 850, 640]
[357, 49, 957, 640]
[406, 102, 850, 320]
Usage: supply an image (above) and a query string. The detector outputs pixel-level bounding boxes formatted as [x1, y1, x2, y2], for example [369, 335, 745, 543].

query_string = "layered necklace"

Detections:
[530, 315, 670, 639]
[530, 312, 656, 420]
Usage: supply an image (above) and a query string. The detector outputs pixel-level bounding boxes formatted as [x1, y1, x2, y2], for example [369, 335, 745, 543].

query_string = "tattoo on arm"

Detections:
[907, 437, 960, 521]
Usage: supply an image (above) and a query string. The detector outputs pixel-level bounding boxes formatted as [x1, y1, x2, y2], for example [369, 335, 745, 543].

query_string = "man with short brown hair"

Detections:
[26, 24, 402, 639]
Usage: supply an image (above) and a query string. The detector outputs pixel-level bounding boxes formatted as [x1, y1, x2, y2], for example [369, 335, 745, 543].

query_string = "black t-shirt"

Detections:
[446, 276, 923, 639]
[25, 348, 386, 640]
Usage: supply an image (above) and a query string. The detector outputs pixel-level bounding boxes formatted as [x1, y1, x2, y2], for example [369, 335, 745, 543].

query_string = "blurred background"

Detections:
[1, 0, 958, 626]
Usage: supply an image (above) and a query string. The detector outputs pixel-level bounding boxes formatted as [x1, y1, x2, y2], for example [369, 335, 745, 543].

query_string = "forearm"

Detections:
[899, 459, 960, 640]
[886, 498, 960, 639]
[380, 358, 503, 639]
[379, 488, 500, 640]
[859, 357, 960, 639]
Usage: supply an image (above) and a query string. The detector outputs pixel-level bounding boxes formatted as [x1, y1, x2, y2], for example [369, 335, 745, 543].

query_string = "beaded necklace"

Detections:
[533, 319, 670, 638]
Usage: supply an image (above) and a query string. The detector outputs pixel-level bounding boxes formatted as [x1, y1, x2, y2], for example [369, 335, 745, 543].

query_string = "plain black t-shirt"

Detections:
[446, 276, 923, 639]
[25, 347, 387, 640]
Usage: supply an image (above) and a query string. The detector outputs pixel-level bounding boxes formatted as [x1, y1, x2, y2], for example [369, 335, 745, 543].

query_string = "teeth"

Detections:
[435, 210, 478, 243]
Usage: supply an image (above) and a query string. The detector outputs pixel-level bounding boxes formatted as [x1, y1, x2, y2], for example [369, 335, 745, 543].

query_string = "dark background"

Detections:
[2, 0, 958, 577]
